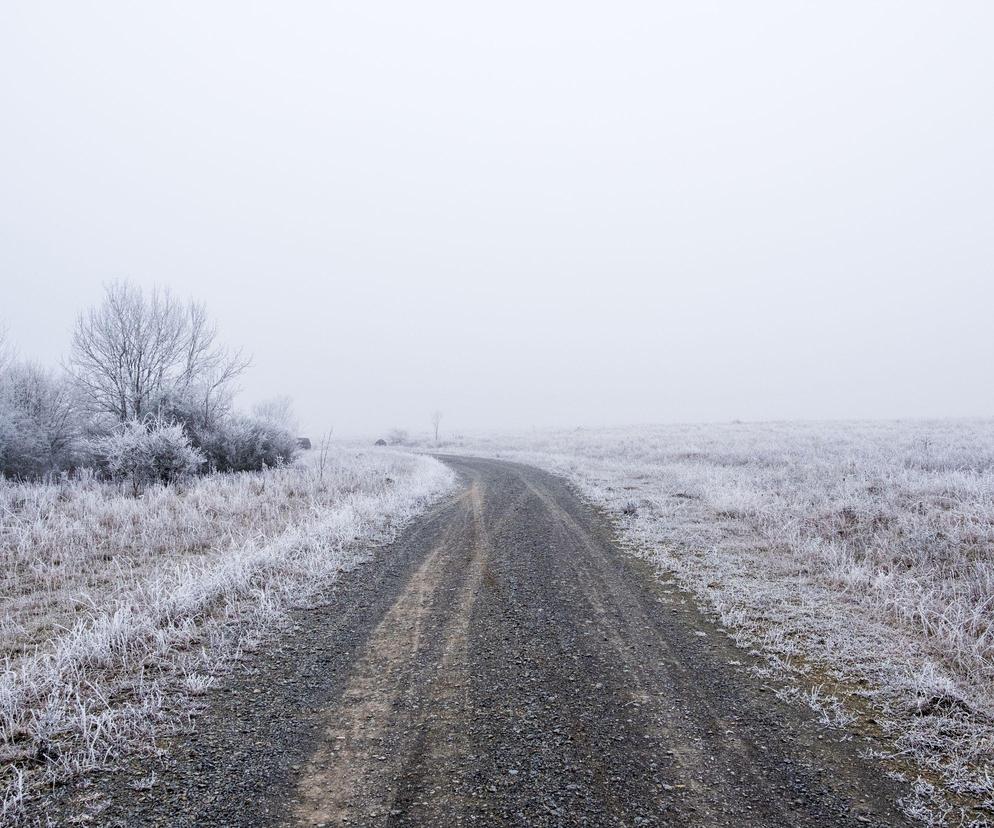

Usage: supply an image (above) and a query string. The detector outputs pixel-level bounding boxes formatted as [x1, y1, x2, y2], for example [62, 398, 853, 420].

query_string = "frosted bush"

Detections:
[195, 415, 297, 472]
[96, 418, 204, 494]
[0, 363, 80, 480]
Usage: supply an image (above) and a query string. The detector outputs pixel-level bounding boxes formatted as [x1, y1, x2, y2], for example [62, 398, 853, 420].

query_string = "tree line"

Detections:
[0, 281, 298, 487]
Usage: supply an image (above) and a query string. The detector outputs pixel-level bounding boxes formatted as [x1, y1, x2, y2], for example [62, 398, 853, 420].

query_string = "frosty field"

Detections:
[447, 420, 994, 825]
[0, 448, 454, 820]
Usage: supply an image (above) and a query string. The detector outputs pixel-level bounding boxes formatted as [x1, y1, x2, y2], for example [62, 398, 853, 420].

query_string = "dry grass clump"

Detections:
[453, 419, 994, 825]
[0, 448, 454, 821]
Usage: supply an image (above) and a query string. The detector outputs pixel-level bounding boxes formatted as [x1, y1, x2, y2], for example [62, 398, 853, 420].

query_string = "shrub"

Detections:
[0, 363, 80, 479]
[196, 415, 297, 473]
[97, 418, 204, 494]
[149, 392, 296, 473]
[387, 428, 409, 446]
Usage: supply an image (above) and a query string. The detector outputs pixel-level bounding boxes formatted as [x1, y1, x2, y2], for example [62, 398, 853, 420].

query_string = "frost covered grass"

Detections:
[450, 420, 994, 825]
[0, 447, 454, 820]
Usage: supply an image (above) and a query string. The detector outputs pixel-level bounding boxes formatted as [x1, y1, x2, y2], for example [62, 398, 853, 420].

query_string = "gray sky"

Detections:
[2, 2, 992, 437]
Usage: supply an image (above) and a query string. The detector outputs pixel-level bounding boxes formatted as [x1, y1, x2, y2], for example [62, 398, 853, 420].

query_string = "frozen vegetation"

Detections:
[448, 420, 994, 825]
[0, 282, 300, 487]
[0, 448, 454, 820]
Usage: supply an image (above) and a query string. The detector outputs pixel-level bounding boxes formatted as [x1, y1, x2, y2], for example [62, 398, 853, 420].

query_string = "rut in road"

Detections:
[295, 481, 487, 823]
[289, 457, 910, 827]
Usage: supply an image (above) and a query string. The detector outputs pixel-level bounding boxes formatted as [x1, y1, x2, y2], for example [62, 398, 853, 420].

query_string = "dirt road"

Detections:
[90, 456, 911, 827]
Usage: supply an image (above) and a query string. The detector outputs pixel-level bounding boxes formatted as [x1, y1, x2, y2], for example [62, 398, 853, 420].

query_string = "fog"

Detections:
[2, 2, 992, 437]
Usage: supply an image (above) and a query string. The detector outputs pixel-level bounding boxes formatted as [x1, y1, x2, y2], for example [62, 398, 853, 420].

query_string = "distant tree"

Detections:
[431, 410, 443, 443]
[68, 281, 248, 424]
[252, 395, 298, 435]
[387, 428, 409, 446]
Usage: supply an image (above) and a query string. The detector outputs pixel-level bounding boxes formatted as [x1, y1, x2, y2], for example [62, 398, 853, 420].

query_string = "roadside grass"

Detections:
[449, 420, 994, 826]
[0, 448, 454, 822]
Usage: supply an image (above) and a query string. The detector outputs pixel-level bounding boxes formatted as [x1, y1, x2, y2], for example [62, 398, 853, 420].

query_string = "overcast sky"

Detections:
[1, 2, 992, 437]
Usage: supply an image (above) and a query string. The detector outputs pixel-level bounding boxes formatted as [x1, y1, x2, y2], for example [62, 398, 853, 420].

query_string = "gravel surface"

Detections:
[43, 456, 912, 827]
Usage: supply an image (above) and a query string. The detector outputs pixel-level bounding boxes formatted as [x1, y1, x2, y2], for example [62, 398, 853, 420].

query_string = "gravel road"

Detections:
[74, 456, 912, 827]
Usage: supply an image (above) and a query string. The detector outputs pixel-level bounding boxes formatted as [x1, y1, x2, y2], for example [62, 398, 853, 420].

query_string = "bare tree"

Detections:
[252, 395, 298, 434]
[431, 410, 443, 443]
[68, 281, 249, 423]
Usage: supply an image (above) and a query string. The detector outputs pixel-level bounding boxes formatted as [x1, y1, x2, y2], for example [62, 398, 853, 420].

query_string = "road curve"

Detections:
[81, 456, 911, 827]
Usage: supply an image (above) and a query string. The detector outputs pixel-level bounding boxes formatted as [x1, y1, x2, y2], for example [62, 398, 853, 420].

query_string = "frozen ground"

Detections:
[0, 448, 454, 821]
[445, 420, 994, 825]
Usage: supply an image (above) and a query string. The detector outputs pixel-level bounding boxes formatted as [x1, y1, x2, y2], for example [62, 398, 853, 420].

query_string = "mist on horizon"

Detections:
[2, 2, 992, 437]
